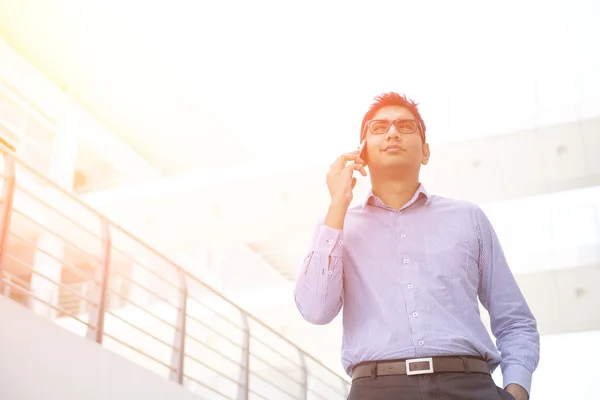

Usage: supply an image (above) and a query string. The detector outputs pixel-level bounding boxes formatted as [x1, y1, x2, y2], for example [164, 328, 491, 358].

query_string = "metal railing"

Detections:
[0, 144, 350, 400]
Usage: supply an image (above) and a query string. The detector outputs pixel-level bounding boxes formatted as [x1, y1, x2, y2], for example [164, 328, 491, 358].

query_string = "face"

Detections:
[363, 105, 430, 173]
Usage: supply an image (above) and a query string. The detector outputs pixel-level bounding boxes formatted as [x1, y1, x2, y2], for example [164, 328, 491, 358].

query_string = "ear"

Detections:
[421, 143, 430, 165]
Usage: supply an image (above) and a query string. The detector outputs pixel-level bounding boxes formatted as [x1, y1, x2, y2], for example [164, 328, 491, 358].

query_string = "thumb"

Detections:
[351, 177, 357, 189]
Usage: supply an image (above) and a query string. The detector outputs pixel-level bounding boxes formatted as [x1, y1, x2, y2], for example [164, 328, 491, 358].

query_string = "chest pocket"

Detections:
[424, 230, 473, 280]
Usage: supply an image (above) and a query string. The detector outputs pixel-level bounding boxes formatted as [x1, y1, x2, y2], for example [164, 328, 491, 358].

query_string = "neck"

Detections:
[370, 173, 421, 210]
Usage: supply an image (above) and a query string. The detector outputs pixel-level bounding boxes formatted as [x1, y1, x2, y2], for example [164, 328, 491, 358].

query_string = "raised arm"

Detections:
[294, 149, 366, 325]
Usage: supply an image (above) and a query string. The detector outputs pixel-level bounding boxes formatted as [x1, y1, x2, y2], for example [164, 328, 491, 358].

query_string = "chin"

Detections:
[372, 161, 412, 171]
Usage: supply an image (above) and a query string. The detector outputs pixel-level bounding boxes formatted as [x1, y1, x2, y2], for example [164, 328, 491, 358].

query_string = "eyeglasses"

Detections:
[366, 119, 421, 135]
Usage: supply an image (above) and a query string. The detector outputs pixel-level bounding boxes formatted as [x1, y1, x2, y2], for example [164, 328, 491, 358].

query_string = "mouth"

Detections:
[383, 144, 404, 152]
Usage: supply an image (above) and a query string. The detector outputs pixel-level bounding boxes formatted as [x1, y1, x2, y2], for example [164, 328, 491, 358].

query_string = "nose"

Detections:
[384, 124, 401, 141]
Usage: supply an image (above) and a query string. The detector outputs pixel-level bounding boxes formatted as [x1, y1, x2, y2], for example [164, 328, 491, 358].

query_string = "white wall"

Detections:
[0, 296, 205, 400]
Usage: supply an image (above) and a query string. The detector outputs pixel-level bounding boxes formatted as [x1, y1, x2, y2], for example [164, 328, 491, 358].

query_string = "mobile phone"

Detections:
[358, 139, 367, 163]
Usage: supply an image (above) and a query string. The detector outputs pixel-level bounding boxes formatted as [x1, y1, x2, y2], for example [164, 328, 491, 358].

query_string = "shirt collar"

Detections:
[361, 183, 432, 210]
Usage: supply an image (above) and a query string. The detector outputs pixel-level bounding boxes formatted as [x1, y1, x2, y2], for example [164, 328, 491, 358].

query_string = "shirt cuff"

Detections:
[503, 364, 533, 397]
[313, 225, 344, 257]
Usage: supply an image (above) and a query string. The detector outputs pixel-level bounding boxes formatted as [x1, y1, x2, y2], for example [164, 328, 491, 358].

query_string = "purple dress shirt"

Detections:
[294, 184, 540, 395]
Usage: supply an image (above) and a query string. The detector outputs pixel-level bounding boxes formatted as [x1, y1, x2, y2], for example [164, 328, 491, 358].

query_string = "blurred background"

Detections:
[0, 0, 598, 399]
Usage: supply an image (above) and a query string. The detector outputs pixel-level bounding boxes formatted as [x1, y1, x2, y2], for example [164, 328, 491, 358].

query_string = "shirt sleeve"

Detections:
[293, 219, 344, 325]
[476, 207, 540, 397]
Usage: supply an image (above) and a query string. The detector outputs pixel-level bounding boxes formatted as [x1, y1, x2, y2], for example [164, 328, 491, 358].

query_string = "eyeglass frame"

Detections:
[365, 118, 424, 137]
[361, 119, 425, 143]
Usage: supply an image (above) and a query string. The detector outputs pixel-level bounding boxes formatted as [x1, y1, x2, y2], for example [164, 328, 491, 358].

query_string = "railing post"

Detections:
[0, 152, 16, 295]
[86, 217, 111, 343]
[298, 350, 308, 400]
[237, 312, 250, 400]
[169, 268, 188, 384]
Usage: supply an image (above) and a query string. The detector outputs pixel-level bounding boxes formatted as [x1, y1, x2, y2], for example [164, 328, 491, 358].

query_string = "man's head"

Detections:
[360, 92, 430, 175]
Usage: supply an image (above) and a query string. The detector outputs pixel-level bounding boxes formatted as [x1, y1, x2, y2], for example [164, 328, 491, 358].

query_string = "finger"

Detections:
[356, 164, 367, 176]
[344, 163, 366, 175]
[331, 151, 362, 170]
[351, 177, 357, 189]
[340, 163, 366, 181]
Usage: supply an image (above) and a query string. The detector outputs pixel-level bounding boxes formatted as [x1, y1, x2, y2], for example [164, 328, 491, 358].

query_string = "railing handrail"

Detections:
[0, 144, 350, 396]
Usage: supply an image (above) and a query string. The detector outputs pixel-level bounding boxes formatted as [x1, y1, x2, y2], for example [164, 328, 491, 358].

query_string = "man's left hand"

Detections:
[505, 384, 528, 400]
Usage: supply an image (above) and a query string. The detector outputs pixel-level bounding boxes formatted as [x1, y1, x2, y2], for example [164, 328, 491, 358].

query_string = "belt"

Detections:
[352, 357, 490, 381]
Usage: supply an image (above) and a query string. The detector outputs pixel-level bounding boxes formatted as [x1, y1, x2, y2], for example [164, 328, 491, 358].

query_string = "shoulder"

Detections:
[427, 194, 482, 214]
[426, 195, 492, 231]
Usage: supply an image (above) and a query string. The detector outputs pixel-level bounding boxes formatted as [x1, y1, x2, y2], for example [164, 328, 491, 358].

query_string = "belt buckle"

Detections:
[405, 357, 434, 375]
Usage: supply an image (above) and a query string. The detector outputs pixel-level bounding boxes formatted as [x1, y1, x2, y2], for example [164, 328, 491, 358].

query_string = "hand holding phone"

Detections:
[325, 142, 368, 212]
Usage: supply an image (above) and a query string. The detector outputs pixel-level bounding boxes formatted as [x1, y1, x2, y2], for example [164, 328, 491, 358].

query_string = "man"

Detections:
[294, 92, 540, 400]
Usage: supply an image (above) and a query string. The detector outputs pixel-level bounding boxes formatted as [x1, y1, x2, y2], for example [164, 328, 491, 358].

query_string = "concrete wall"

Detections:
[0, 296, 204, 400]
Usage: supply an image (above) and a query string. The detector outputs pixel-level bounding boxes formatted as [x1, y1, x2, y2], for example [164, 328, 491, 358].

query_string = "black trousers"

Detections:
[348, 372, 516, 400]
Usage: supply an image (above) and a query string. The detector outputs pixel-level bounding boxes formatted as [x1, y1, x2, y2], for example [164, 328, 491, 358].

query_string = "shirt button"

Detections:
[401, 233, 406, 239]
[327, 239, 334, 244]
[404, 259, 409, 264]
[328, 270, 333, 275]
[338, 240, 343, 245]
[412, 312, 419, 318]
[418, 340, 425, 346]
[407, 284, 413, 289]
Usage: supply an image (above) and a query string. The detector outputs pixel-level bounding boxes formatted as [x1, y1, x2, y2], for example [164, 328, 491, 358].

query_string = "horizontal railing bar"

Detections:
[246, 388, 270, 400]
[246, 389, 271, 400]
[106, 289, 179, 331]
[248, 337, 347, 395]
[247, 367, 303, 400]
[60, 290, 94, 303]
[10, 209, 103, 264]
[1, 278, 94, 328]
[186, 294, 246, 332]
[9, 231, 97, 282]
[109, 269, 180, 312]
[183, 353, 244, 388]
[4, 150, 108, 221]
[306, 387, 330, 400]
[21, 135, 54, 157]
[182, 374, 235, 400]
[60, 299, 88, 307]
[184, 312, 244, 349]
[248, 352, 307, 393]
[184, 333, 243, 369]
[14, 183, 103, 242]
[248, 336, 304, 371]
[1, 270, 31, 291]
[244, 321, 349, 382]
[186, 272, 350, 382]
[102, 332, 175, 372]
[305, 373, 349, 397]
[4, 254, 98, 306]
[108, 245, 180, 291]
[105, 310, 176, 351]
